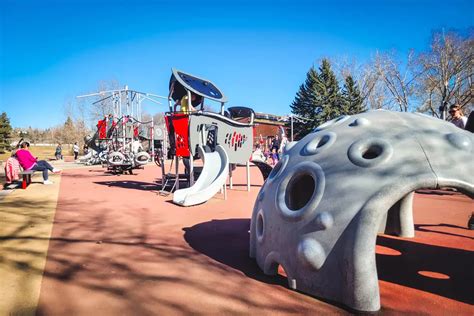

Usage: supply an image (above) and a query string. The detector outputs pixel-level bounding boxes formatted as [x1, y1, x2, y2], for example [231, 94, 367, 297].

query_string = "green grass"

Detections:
[0, 145, 67, 162]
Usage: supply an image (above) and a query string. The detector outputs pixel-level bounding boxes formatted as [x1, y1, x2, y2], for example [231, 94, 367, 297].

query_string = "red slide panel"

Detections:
[170, 113, 190, 157]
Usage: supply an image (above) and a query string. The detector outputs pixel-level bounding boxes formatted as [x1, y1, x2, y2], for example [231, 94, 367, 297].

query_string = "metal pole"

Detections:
[138, 94, 142, 121]
[291, 115, 294, 141]
[223, 181, 227, 200]
[187, 90, 192, 112]
[151, 116, 155, 163]
[118, 92, 121, 118]
[129, 91, 133, 118]
[164, 127, 168, 164]
[122, 115, 126, 151]
[175, 156, 180, 190]
[189, 154, 194, 187]
[161, 160, 166, 189]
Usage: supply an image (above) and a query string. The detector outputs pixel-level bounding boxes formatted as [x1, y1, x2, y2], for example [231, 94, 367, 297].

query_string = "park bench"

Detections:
[19, 170, 36, 189]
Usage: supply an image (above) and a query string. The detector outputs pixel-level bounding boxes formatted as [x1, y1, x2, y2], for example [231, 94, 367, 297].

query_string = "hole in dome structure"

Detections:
[314, 115, 350, 132]
[302, 132, 336, 156]
[317, 135, 330, 148]
[285, 173, 315, 211]
[271, 160, 283, 177]
[348, 138, 393, 168]
[362, 144, 384, 160]
[256, 212, 264, 240]
[268, 155, 288, 180]
[277, 264, 288, 278]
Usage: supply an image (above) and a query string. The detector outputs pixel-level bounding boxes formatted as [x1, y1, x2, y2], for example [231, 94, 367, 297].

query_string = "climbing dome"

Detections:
[249, 110, 473, 312]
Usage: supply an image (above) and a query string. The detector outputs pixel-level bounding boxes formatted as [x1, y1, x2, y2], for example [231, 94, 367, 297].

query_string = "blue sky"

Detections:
[1, 0, 473, 128]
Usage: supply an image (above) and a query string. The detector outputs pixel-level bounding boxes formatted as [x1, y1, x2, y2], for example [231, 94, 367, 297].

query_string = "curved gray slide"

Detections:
[173, 145, 229, 206]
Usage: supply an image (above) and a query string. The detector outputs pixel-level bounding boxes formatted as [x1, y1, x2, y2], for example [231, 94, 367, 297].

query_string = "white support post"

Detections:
[175, 155, 180, 190]
[151, 116, 155, 163]
[189, 154, 194, 187]
[187, 90, 192, 112]
[223, 181, 227, 200]
[122, 115, 125, 150]
[118, 92, 122, 118]
[129, 91, 133, 119]
[229, 164, 233, 189]
[246, 161, 250, 192]
[139, 95, 142, 122]
[164, 128, 168, 163]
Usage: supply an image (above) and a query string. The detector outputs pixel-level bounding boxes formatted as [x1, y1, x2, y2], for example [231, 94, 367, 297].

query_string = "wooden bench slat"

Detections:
[20, 170, 35, 175]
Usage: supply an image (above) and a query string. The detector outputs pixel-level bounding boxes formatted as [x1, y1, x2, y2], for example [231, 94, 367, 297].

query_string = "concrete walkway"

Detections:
[0, 172, 61, 315]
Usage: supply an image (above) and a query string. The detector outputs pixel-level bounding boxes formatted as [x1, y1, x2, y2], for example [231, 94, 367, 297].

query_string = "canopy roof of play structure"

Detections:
[169, 68, 228, 104]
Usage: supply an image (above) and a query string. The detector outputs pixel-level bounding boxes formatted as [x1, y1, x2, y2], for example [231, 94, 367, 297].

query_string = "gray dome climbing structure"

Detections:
[249, 110, 473, 312]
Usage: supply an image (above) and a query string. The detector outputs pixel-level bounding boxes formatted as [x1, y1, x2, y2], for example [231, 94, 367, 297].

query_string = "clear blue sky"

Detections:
[1, 0, 473, 128]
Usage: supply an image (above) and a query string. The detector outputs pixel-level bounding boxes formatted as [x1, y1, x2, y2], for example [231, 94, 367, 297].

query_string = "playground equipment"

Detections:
[162, 69, 255, 205]
[77, 87, 165, 173]
[249, 110, 474, 312]
[172, 145, 229, 206]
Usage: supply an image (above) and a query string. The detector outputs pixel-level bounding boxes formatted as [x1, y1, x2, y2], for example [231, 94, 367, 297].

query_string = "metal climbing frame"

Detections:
[77, 86, 168, 171]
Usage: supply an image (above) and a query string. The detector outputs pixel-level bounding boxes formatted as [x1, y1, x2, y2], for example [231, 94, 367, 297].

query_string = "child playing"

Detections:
[270, 148, 279, 166]
[251, 144, 266, 162]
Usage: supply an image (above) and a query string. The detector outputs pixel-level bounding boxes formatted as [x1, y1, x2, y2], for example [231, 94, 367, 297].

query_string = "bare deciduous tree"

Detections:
[373, 50, 421, 112]
[89, 80, 121, 121]
[416, 31, 473, 118]
[333, 57, 389, 110]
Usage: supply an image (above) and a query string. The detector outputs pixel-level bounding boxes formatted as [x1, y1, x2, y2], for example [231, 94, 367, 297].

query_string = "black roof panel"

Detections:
[169, 68, 227, 103]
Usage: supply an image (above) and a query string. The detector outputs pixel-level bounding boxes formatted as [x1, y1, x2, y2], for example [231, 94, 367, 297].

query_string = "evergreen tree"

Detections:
[341, 75, 365, 115]
[290, 59, 344, 138]
[290, 66, 320, 137]
[61, 116, 75, 144]
[0, 112, 13, 154]
[314, 59, 343, 124]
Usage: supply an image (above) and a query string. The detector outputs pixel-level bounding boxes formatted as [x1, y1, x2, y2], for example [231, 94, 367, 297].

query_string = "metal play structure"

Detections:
[161, 69, 256, 206]
[78, 87, 167, 173]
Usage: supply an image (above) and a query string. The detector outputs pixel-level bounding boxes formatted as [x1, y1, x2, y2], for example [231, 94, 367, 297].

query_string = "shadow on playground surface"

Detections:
[183, 218, 474, 307]
[1, 165, 473, 314]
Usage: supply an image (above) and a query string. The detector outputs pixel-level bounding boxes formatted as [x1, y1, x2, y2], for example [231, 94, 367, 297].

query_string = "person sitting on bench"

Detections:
[16, 142, 61, 185]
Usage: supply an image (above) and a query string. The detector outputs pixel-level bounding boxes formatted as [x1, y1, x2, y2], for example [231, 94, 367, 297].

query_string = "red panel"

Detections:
[98, 120, 107, 139]
[170, 114, 190, 157]
[133, 125, 139, 138]
[165, 116, 170, 133]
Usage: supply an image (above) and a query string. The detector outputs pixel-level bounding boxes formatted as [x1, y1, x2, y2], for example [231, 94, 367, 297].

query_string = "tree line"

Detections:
[291, 29, 473, 138]
[1, 29, 471, 148]
[0, 113, 89, 154]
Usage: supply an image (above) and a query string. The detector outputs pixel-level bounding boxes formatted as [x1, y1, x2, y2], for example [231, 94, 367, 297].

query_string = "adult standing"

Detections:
[271, 134, 281, 160]
[449, 105, 467, 129]
[73, 142, 80, 160]
[55, 143, 62, 160]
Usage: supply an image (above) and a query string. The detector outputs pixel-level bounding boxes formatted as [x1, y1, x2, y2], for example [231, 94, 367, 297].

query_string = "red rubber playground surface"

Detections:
[5, 164, 474, 315]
